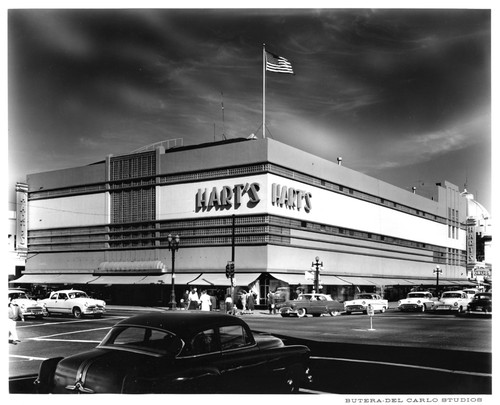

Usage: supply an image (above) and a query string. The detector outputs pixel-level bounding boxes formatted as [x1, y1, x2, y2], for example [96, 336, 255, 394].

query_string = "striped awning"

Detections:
[96, 261, 166, 274]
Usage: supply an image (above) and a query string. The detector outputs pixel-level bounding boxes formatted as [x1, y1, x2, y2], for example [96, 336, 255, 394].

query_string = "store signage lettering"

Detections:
[271, 183, 312, 212]
[466, 222, 476, 264]
[196, 182, 260, 211]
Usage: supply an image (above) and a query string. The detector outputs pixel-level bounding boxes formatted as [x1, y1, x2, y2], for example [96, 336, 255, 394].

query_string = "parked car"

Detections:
[467, 292, 492, 313]
[344, 293, 388, 315]
[40, 289, 106, 318]
[462, 288, 480, 300]
[34, 311, 312, 394]
[397, 291, 435, 312]
[433, 290, 470, 313]
[279, 293, 344, 317]
[8, 289, 47, 319]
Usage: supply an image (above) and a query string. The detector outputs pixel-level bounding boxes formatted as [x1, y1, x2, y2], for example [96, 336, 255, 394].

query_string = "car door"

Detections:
[216, 324, 268, 392]
[53, 292, 70, 314]
[309, 295, 326, 314]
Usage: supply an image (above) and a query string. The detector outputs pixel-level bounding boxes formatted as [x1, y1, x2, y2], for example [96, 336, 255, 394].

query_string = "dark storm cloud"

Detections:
[8, 8, 491, 210]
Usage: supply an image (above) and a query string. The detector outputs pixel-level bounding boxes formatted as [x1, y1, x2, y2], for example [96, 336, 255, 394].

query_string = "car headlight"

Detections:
[417, 300, 421, 304]
[361, 301, 366, 305]
[20, 304, 26, 310]
[84, 301, 89, 307]
[453, 302, 458, 307]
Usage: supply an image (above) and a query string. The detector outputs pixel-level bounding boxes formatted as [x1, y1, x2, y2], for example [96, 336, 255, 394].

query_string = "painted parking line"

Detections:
[29, 338, 102, 343]
[17, 316, 126, 328]
[310, 356, 492, 378]
[30, 326, 111, 341]
[10, 354, 48, 361]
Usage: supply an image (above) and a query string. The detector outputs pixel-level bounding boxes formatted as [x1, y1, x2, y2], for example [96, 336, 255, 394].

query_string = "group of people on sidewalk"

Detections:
[180, 288, 216, 311]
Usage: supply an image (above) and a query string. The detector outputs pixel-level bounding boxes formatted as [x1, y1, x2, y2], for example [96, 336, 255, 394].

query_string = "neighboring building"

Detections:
[9, 137, 489, 305]
[461, 189, 492, 289]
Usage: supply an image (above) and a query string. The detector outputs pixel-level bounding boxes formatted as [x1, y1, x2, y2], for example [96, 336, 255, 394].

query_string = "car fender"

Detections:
[34, 357, 64, 393]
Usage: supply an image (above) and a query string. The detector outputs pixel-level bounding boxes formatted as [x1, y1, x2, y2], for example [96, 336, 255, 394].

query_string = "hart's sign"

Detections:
[196, 183, 260, 211]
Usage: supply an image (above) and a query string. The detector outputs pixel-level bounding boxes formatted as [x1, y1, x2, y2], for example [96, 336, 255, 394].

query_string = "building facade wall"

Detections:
[17, 138, 472, 303]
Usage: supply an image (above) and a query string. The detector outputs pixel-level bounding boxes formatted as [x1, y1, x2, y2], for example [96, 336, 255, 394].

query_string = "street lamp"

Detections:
[311, 256, 323, 293]
[167, 234, 180, 309]
[433, 265, 442, 297]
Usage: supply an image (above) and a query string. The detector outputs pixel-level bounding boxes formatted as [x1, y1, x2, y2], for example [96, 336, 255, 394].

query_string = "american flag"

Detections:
[265, 51, 294, 74]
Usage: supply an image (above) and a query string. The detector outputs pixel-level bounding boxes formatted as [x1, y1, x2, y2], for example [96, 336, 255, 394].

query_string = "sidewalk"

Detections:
[107, 301, 400, 316]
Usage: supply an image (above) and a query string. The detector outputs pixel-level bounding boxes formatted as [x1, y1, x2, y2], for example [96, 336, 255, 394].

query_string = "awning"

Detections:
[321, 275, 351, 285]
[89, 275, 148, 284]
[96, 261, 165, 273]
[193, 273, 260, 287]
[368, 277, 416, 286]
[336, 276, 377, 286]
[136, 274, 202, 285]
[270, 273, 313, 285]
[55, 274, 100, 284]
[9, 274, 61, 284]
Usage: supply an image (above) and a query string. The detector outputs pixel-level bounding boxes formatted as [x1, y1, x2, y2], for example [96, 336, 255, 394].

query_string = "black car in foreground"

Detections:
[33, 311, 312, 394]
[467, 292, 492, 313]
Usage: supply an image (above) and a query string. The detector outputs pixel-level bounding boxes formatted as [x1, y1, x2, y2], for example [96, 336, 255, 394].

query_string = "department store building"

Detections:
[11, 137, 489, 306]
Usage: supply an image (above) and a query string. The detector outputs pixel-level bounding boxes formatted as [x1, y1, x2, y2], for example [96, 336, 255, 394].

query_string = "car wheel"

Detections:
[296, 308, 307, 318]
[330, 311, 340, 316]
[380, 306, 386, 313]
[458, 306, 465, 314]
[72, 307, 83, 319]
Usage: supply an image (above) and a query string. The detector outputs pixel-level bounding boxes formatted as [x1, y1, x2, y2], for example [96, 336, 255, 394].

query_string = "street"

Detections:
[9, 307, 492, 394]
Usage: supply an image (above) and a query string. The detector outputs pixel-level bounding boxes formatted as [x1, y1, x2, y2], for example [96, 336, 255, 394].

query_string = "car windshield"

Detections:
[9, 292, 29, 300]
[408, 293, 427, 298]
[68, 291, 89, 299]
[474, 294, 491, 300]
[356, 294, 375, 299]
[442, 293, 462, 298]
[297, 295, 312, 301]
[99, 326, 184, 357]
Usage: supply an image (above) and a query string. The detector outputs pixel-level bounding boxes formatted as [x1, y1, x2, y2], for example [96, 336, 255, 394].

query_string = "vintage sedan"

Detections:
[467, 292, 492, 313]
[344, 293, 389, 315]
[433, 290, 470, 313]
[8, 289, 47, 319]
[279, 293, 344, 317]
[34, 311, 312, 394]
[397, 291, 435, 312]
[40, 289, 105, 318]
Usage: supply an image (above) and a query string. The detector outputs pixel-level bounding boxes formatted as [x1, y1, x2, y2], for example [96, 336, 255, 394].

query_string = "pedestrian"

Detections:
[210, 293, 217, 311]
[199, 290, 212, 311]
[240, 290, 247, 311]
[188, 288, 200, 310]
[181, 289, 189, 310]
[225, 294, 233, 314]
[247, 292, 255, 313]
[267, 290, 276, 314]
[8, 298, 21, 344]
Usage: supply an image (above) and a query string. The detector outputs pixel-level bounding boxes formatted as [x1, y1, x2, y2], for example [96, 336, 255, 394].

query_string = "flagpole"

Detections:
[262, 43, 266, 139]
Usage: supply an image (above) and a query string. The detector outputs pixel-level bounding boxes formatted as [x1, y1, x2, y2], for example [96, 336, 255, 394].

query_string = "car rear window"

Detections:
[99, 326, 184, 357]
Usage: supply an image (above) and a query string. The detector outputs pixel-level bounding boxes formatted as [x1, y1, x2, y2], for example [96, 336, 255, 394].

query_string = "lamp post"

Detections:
[311, 256, 323, 293]
[167, 234, 180, 309]
[433, 265, 442, 297]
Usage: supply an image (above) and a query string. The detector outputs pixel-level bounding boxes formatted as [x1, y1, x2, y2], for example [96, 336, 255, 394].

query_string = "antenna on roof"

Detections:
[221, 91, 226, 140]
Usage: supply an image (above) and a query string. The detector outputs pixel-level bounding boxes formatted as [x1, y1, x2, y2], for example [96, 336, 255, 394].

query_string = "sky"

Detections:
[6, 6, 492, 213]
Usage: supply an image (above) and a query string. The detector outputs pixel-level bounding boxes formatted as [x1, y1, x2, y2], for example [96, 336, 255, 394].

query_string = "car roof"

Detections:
[51, 289, 85, 294]
[115, 311, 249, 339]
